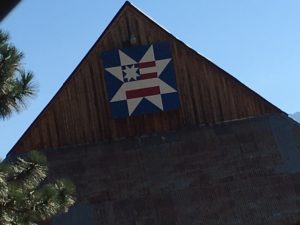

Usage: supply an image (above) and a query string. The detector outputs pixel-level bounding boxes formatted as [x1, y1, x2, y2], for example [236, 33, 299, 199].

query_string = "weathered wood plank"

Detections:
[9, 3, 284, 155]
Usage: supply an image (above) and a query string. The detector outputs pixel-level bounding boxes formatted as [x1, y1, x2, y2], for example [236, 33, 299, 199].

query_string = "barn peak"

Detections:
[8, 2, 284, 156]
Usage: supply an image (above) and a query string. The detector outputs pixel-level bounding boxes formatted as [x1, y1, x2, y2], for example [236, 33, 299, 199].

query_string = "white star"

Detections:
[123, 65, 140, 81]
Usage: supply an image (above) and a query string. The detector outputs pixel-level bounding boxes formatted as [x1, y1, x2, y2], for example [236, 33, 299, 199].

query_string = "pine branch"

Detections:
[0, 29, 37, 119]
[0, 151, 76, 224]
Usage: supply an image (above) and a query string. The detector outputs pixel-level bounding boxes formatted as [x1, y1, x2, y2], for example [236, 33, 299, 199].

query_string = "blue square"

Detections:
[102, 42, 180, 118]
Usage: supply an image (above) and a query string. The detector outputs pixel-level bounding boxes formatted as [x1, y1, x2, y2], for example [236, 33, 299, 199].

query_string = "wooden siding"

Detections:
[9, 2, 284, 155]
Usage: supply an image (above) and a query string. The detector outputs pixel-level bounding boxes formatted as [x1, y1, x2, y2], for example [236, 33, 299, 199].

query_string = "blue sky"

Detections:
[1, 0, 300, 158]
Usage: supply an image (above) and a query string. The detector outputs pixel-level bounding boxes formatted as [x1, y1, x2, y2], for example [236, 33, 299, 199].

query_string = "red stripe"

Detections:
[139, 72, 157, 80]
[139, 61, 156, 68]
[126, 86, 160, 99]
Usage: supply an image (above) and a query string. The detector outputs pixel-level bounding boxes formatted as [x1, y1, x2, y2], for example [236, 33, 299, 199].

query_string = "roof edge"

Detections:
[7, 1, 131, 157]
[126, 3, 285, 116]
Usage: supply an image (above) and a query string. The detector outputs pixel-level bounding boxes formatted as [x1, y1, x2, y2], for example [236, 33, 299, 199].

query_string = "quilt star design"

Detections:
[102, 42, 180, 118]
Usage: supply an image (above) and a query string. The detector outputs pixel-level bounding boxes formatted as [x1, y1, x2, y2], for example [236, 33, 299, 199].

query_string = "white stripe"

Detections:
[139, 66, 157, 75]
[110, 78, 177, 102]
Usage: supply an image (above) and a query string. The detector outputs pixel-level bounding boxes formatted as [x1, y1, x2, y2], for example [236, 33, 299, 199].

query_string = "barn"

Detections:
[8, 2, 300, 225]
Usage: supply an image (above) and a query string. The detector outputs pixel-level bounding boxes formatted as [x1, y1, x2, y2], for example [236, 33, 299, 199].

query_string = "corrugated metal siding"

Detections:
[9, 3, 284, 155]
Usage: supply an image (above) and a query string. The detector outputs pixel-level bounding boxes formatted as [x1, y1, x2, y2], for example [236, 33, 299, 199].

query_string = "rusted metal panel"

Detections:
[40, 114, 300, 225]
[8, 2, 284, 155]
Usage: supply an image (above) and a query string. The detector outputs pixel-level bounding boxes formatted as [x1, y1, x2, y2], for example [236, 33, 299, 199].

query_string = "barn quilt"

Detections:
[102, 42, 179, 118]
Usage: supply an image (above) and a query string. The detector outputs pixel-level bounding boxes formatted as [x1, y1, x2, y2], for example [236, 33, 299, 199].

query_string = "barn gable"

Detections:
[7, 3, 300, 225]
[9, 1, 284, 155]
